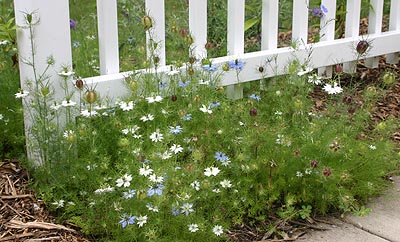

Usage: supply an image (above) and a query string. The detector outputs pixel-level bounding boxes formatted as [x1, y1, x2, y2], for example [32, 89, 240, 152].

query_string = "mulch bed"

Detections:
[0, 159, 91, 242]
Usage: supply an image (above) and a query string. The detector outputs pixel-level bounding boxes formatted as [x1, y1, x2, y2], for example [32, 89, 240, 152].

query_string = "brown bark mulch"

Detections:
[0, 159, 91, 242]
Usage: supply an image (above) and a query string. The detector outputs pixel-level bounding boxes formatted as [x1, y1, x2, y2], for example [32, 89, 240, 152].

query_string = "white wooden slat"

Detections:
[292, 0, 309, 44]
[97, 0, 120, 75]
[189, 0, 207, 60]
[387, 0, 400, 64]
[145, 0, 166, 66]
[226, 0, 245, 99]
[343, 0, 361, 73]
[365, 0, 384, 68]
[318, 0, 337, 77]
[85, 31, 400, 102]
[261, 0, 279, 50]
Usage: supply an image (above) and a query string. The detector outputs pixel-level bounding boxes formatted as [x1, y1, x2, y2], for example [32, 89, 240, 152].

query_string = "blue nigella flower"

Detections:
[171, 207, 180, 216]
[119, 214, 136, 228]
[179, 81, 190, 88]
[147, 184, 164, 196]
[249, 94, 261, 101]
[127, 37, 136, 44]
[228, 60, 245, 70]
[169, 125, 183, 134]
[210, 101, 221, 108]
[203, 64, 217, 72]
[72, 40, 80, 48]
[70, 19, 77, 30]
[214, 151, 228, 162]
[310, 4, 328, 18]
[181, 114, 192, 121]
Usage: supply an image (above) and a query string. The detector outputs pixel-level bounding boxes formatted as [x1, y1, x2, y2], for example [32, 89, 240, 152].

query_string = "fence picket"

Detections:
[226, 0, 245, 99]
[261, 0, 278, 50]
[365, 0, 384, 68]
[292, 0, 309, 44]
[145, 0, 166, 66]
[189, 0, 207, 59]
[96, 0, 119, 75]
[343, 0, 361, 73]
[318, 0, 337, 77]
[387, 0, 400, 64]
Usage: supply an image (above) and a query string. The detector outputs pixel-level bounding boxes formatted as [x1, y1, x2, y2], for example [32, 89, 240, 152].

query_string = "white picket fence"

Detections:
[14, 0, 400, 102]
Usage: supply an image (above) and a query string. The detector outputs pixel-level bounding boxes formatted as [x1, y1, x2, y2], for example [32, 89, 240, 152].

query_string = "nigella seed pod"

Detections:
[310, 160, 318, 168]
[75, 79, 84, 90]
[323, 168, 332, 177]
[142, 16, 153, 30]
[84, 90, 97, 104]
[356, 40, 369, 55]
[171, 94, 177, 102]
[258, 66, 265, 73]
[249, 107, 258, 116]
[205, 41, 213, 50]
[180, 28, 188, 38]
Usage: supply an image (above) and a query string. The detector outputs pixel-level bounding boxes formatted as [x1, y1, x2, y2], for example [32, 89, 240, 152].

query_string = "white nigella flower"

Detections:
[369, 145, 377, 150]
[212, 188, 221, 193]
[161, 151, 172, 160]
[15, 90, 29, 99]
[148, 173, 164, 183]
[94, 186, 114, 194]
[61, 100, 77, 107]
[140, 114, 154, 122]
[52, 199, 65, 208]
[200, 104, 212, 114]
[204, 166, 220, 177]
[212, 225, 224, 236]
[167, 69, 180, 76]
[169, 144, 183, 154]
[123, 189, 136, 199]
[149, 129, 164, 142]
[50, 103, 62, 111]
[139, 165, 153, 177]
[136, 215, 148, 227]
[297, 67, 313, 76]
[322, 82, 343, 94]
[188, 224, 199, 233]
[0, 114, 3, 120]
[198, 79, 210, 85]
[116, 174, 132, 187]
[146, 203, 159, 212]
[220, 179, 232, 188]
[180, 203, 194, 216]
[190, 180, 200, 191]
[81, 109, 98, 117]
[118, 101, 134, 111]
[58, 70, 75, 77]
[146, 96, 163, 103]
[307, 74, 322, 85]
[296, 171, 303, 177]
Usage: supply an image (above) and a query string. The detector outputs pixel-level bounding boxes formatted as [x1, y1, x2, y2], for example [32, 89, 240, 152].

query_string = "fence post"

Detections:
[14, 0, 73, 164]
[365, 0, 384, 68]
[387, 0, 400, 64]
[318, 0, 336, 77]
[189, 0, 207, 60]
[145, 0, 166, 67]
[292, 0, 309, 44]
[97, 0, 120, 75]
[226, 0, 245, 99]
[343, 0, 361, 73]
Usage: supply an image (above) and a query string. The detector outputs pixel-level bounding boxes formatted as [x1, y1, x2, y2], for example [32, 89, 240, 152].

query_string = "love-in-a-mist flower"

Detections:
[297, 67, 313, 76]
[119, 214, 136, 228]
[149, 173, 164, 183]
[188, 224, 199, 233]
[139, 165, 153, 177]
[61, 100, 77, 107]
[228, 59, 245, 70]
[147, 184, 164, 196]
[169, 125, 183, 134]
[146, 96, 163, 103]
[146, 203, 159, 212]
[322, 82, 343, 94]
[170, 144, 183, 154]
[81, 110, 98, 117]
[140, 114, 154, 122]
[190, 180, 200, 191]
[116, 174, 132, 188]
[150, 129, 164, 142]
[212, 225, 224, 236]
[308, 74, 322, 85]
[118, 101, 134, 111]
[204, 166, 220, 177]
[70, 19, 77, 30]
[220, 179, 232, 188]
[200, 104, 212, 114]
[249, 94, 261, 101]
[309, 4, 328, 18]
[214, 152, 228, 162]
[180, 203, 194, 216]
[136, 215, 148, 227]
[203, 64, 217, 72]
[123, 189, 136, 199]
[15, 90, 29, 99]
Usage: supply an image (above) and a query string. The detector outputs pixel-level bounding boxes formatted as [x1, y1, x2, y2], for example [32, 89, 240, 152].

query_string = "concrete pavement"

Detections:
[298, 176, 400, 242]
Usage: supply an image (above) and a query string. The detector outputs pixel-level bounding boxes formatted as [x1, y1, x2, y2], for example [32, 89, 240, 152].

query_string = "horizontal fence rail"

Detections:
[14, 0, 400, 105]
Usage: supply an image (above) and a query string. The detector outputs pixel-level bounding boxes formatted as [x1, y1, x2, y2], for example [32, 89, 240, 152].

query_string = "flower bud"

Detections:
[142, 16, 153, 30]
[249, 107, 258, 116]
[75, 79, 84, 90]
[180, 28, 188, 37]
[356, 40, 369, 55]
[323, 168, 332, 177]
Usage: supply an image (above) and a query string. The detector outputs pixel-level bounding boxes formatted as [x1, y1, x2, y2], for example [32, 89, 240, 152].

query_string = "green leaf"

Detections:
[244, 17, 259, 32]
